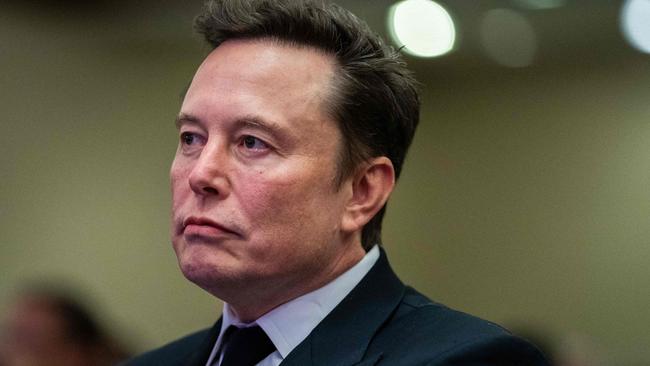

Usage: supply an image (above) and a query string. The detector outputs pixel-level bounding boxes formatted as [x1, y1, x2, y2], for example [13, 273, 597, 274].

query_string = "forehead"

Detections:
[184, 39, 338, 122]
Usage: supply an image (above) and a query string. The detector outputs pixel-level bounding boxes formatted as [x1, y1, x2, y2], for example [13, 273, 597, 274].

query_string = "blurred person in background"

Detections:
[0, 286, 130, 366]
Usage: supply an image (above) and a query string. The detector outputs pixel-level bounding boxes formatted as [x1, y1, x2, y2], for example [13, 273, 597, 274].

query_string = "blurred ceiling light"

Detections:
[388, 0, 456, 58]
[480, 9, 538, 67]
[621, 0, 650, 54]
[512, 0, 566, 10]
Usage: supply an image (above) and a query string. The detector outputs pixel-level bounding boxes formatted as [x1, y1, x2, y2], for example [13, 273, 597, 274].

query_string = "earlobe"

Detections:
[341, 157, 395, 234]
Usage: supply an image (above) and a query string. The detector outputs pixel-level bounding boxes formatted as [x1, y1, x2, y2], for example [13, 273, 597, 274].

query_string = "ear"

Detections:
[341, 157, 395, 234]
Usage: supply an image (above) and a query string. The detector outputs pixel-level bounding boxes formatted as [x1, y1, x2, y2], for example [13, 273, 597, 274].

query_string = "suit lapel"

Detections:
[184, 318, 222, 366]
[352, 353, 383, 366]
[281, 248, 405, 366]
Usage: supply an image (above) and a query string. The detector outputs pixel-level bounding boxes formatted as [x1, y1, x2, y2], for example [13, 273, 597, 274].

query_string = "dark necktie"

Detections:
[220, 325, 276, 366]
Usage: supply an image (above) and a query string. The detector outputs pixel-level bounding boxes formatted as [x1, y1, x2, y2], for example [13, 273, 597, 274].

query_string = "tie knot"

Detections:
[220, 325, 275, 366]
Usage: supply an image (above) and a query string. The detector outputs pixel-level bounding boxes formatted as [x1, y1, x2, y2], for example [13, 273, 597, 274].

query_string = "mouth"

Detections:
[181, 216, 240, 239]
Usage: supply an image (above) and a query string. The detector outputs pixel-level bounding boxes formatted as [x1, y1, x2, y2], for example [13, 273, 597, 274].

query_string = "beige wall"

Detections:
[1, 3, 649, 364]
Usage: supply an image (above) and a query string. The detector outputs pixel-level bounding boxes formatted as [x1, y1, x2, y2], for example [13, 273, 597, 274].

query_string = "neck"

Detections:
[227, 242, 366, 322]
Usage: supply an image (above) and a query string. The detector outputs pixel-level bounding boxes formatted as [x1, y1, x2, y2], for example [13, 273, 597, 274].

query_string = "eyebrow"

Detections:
[175, 113, 201, 129]
[237, 115, 287, 137]
[175, 113, 291, 141]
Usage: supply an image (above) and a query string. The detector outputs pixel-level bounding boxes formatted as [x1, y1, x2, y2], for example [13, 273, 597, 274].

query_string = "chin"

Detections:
[176, 248, 242, 295]
[179, 250, 216, 277]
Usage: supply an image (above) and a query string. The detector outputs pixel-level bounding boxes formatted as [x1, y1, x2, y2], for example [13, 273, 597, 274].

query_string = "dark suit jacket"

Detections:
[126, 250, 549, 365]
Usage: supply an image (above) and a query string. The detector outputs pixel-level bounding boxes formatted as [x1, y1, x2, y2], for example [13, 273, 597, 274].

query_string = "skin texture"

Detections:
[170, 39, 394, 321]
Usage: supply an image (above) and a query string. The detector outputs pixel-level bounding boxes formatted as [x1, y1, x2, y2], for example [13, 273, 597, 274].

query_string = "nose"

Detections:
[187, 143, 231, 198]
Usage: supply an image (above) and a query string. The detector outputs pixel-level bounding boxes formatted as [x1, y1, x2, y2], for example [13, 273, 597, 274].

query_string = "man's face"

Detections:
[171, 39, 363, 307]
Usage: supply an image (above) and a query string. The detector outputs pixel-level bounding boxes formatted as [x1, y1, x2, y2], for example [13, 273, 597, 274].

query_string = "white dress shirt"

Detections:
[205, 245, 380, 366]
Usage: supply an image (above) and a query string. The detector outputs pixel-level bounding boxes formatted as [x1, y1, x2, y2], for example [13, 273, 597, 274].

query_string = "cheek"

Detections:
[237, 168, 339, 238]
[237, 175, 295, 224]
[170, 161, 191, 207]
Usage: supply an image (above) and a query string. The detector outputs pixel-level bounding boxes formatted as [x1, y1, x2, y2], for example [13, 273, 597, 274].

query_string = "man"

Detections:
[128, 0, 549, 365]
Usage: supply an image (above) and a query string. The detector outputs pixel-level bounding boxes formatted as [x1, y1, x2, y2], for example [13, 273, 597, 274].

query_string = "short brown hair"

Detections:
[194, 0, 420, 250]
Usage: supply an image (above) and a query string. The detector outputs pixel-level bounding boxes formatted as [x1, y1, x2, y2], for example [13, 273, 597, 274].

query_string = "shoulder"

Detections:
[395, 287, 509, 340]
[122, 328, 211, 366]
[369, 287, 549, 365]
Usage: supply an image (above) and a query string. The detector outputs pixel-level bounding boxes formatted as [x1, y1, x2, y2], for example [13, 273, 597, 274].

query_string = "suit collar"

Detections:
[184, 318, 222, 366]
[281, 247, 405, 366]
[222, 246, 381, 360]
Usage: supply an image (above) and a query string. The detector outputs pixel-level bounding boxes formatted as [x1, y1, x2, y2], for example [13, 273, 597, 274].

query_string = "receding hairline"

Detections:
[189, 41, 342, 140]
[217, 35, 338, 56]
[183, 35, 342, 104]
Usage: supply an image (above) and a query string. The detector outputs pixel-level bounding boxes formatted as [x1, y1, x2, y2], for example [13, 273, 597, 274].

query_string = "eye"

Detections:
[180, 132, 201, 146]
[241, 135, 269, 151]
[179, 132, 205, 154]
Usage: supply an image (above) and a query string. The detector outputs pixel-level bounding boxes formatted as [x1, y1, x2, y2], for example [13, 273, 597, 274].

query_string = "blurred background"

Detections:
[1, 0, 649, 364]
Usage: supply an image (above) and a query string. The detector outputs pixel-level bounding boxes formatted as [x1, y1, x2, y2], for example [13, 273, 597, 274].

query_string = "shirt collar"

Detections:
[212, 245, 380, 360]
